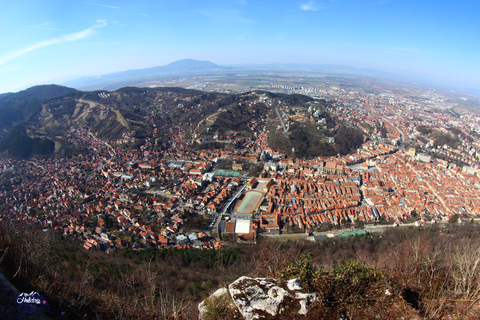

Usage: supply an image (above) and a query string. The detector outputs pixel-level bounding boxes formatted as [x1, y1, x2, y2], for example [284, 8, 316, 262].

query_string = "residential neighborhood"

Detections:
[2, 83, 480, 254]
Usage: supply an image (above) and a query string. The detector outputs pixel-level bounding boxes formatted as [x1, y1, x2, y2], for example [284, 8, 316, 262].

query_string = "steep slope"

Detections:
[0, 84, 341, 159]
[0, 85, 77, 137]
[0, 86, 222, 158]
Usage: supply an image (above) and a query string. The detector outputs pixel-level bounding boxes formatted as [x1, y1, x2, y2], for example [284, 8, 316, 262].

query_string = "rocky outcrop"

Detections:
[198, 277, 318, 320]
[198, 287, 230, 320]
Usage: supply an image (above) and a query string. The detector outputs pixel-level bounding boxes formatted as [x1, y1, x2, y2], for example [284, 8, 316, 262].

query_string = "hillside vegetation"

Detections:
[269, 124, 363, 158]
[0, 85, 76, 137]
[2, 219, 480, 319]
[0, 85, 347, 160]
[0, 125, 54, 158]
[416, 125, 461, 148]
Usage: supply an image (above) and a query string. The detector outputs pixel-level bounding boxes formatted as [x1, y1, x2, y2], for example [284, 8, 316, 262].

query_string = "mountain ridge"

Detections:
[0, 84, 77, 101]
[62, 59, 412, 92]
[0, 84, 77, 141]
[0, 84, 347, 160]
[63, 59, 226, 91]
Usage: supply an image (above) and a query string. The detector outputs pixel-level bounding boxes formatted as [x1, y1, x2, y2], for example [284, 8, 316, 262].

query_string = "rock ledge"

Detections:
[199, 276, 318, 320]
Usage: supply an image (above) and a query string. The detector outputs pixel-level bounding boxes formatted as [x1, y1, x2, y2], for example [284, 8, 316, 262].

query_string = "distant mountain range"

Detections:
[63, 59, 227, 91]
[62, 58, 410, 92]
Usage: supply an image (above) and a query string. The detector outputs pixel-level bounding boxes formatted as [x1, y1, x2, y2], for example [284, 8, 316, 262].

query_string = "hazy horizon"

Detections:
[1, 0, 479, 94]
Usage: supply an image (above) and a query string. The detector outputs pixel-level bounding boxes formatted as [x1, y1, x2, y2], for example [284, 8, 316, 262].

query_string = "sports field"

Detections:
[214, 170, 241, 177]
[234, 190, 264, 215]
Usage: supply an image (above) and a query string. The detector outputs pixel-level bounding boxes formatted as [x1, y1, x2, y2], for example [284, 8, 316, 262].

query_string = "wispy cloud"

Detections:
[11, 23, 62, 31]
[386, 46, 434, 56]
[2, 22, 62, 31]
[0, 20, 107, 66]
[196, 8, 256, 24]
[237, 0, 247, 5]
[84, 2, 120, 9]
[300, 0, 325, 11]
[140, 13, 151, 17]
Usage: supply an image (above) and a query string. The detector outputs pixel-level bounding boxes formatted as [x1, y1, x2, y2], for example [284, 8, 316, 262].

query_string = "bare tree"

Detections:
[451, 239, 480, 301]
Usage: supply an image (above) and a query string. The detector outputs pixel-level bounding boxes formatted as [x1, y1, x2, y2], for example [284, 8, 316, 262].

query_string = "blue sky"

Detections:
[1, 0, 479, 93]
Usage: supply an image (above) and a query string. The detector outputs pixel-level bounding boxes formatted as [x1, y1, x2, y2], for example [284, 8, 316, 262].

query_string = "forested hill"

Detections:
[15, 84, 77, 100]
[0, 85, 77, 135]
[0, 84, 364, 160]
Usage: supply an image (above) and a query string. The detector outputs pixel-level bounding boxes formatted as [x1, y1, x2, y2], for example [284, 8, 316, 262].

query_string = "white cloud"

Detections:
[1, 22, 62, 31]
[300, 0, 325, 11]
[84, 2, 120, 9]
[15, 24, 62, 31]
[0, 21, 107, 66]
[196, 9, 256, 24]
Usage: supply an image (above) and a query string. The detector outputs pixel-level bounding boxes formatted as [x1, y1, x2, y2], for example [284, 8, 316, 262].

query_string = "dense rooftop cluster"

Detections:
[2, 82, 480, 252]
